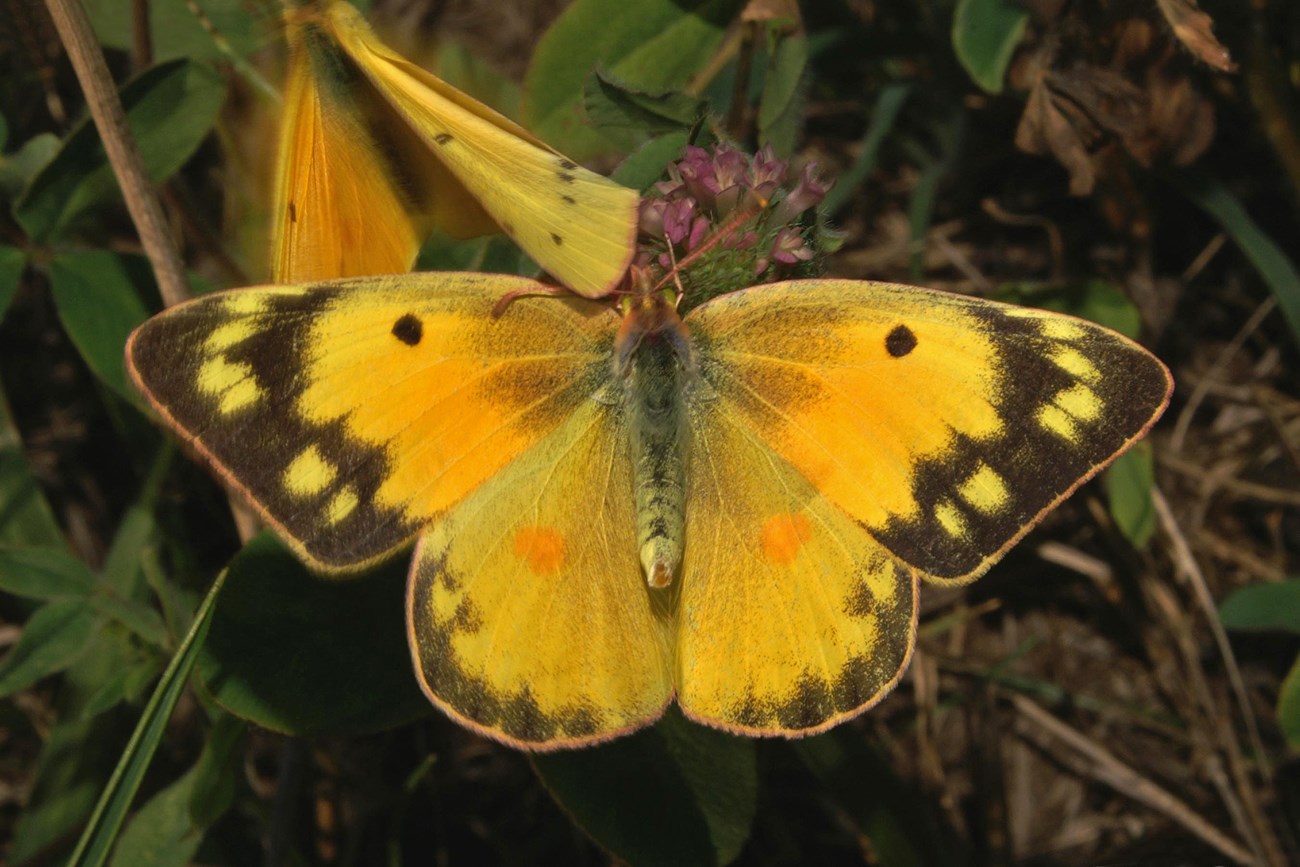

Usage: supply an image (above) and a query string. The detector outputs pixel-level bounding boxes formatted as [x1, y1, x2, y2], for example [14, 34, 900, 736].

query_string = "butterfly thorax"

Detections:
[616, 293, 691, 589]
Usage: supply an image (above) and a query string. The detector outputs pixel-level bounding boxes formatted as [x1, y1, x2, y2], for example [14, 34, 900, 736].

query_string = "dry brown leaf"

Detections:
[1154, 0, 1237, 72]
[1016, 79, 1096, 196]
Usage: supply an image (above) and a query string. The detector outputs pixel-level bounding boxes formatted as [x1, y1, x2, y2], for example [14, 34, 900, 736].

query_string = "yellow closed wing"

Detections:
[302, 0, 638, 297]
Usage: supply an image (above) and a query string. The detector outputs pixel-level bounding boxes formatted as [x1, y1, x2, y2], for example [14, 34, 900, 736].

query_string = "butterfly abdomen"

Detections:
[625, 336, 688, 589]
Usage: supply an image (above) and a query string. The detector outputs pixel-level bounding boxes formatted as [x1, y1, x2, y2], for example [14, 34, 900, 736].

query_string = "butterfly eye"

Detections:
[885, 324, 917, 358]
[391, 314, 423, 346]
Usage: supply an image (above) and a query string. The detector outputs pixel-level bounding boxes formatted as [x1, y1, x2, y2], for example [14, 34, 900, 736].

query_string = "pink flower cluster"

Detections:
[637, 144, 831, 282]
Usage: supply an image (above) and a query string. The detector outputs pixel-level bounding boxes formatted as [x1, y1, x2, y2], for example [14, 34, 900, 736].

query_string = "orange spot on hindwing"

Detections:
[512, 526, 566, 574]
[759, 512, 813, 565]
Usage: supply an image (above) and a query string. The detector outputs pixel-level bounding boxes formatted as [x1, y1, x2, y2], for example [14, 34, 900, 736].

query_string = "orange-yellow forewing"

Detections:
[687, 280, 1174, 583]
[126, 273, 616, 570]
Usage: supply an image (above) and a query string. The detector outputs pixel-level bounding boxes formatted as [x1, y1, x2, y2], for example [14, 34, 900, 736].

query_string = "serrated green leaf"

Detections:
[0, 547, 96, 599]
[526, 0, 742, 159]
[1105, 442, 1156, 548]
[1279, 655, 1300, 749]
[1218, 579, 1300, 635]
[533, 708, 756, 867]
[952, 0, 1028, 94]
[0, 599, 100, 697]
[584, 71, 705, 151]
[197, 534, 429, 736]
[49, 252, 155, 404]
[0, 245, 24, 320]
[16, 59, 226, 241]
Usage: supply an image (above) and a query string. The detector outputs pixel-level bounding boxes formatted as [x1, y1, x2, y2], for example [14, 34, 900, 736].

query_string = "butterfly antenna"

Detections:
[491, 283, 572, 318]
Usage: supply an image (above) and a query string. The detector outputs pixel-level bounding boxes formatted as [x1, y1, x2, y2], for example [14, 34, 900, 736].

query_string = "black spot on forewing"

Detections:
[562, 195, 576, 205]
[558, 159, 578, 170]
[885, 324, 917, 357]
[434, 133, 453, 145]
[392, 313, 422, 346]
[287, 201, 297, 223]
[551, 233, 563, 246]
[875, 306, 1170, 579]
[557, 172, 576, 184]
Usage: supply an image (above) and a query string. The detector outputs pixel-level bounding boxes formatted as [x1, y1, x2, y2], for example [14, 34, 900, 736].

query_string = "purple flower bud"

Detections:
[747, 145, 788, 202]
[686, 214, 711, 251]
[772, 163, 832, 225]
[639, 198, 668, 239]
[662, 198, 697, 246]
[771, 227, 814, 264]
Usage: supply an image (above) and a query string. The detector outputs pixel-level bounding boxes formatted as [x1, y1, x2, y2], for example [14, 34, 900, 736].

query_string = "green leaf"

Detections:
[66, 565, 227, 867]
[612, 130, 694, 191]
[526, 0, 742, 159]
[0, 392, 64, 548]
[584, 71, 705, 150]
[823, 83, 910, 216]
[107, 764, 205, 867]
[197, 534, 429, 736]
[1218, 579, 1300, 635]
[757, 32, 807, 157]
[0, 547, 96, 599]
[1279, 655, 1300, 749]
[187, 711, 243, 827]
[0, 244, 24, 320]
[107, 712, 240, 867]
[83, 0, 263, 64]
[15, 59, 226, 241]
[795, 729, 962, 866]
[1172, 171, 1300, 346]
[533, 708, 757, 867]
[0, 599, 100, 698]
[1104, 442, 1156, 548]
[0, 132, 59, 201]
[8, 716, 120, 864]
[952, 0, 1028, 94]
[49, 252, 155, 404]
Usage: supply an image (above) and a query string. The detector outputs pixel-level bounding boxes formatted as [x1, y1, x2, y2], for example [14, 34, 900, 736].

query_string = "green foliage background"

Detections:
[1, 0, 1298, 864]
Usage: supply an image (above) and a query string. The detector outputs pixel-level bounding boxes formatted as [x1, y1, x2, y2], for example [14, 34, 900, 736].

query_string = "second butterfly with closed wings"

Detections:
[127, 268, 1172, 749]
